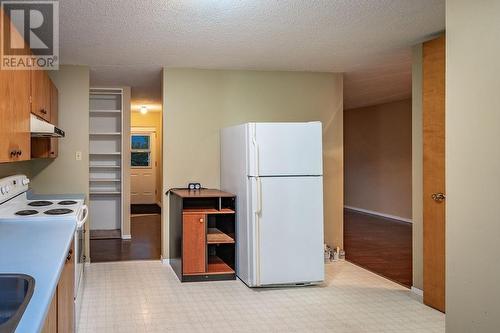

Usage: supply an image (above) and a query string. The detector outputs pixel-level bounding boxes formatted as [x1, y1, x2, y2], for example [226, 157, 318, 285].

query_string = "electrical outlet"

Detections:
[75, 151, 82, 161]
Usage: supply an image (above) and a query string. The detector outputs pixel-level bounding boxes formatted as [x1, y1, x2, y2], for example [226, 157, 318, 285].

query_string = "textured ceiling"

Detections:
[59, 0, 445, 108]
[344, 48, 413, 109]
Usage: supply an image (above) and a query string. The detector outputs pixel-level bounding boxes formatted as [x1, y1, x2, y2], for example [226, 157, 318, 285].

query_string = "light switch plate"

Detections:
[75, 151, 82, 161]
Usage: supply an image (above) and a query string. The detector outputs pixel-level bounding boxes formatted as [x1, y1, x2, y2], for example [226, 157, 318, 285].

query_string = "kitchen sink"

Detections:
[0, 274, 35, 333]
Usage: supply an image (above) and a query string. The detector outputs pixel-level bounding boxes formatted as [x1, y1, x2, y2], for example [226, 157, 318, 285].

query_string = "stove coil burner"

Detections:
[58, 200, 77, 205]
[28, 201, 53, 207]
[44, 208, 74, 215]
[15, 210, 39, 216]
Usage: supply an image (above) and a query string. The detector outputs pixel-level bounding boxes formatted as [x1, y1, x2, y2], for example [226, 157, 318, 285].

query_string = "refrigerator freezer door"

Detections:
[248, 122, 323, 177]
[250, 176, 324, 286]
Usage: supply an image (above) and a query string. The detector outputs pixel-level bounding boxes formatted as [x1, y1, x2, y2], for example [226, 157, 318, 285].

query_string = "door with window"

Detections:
[130, 131, 157, 204]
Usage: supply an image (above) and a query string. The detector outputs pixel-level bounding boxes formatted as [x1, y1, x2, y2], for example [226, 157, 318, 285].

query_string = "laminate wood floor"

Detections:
[90, 214, 161, 262]
[344, 209, 412, 287]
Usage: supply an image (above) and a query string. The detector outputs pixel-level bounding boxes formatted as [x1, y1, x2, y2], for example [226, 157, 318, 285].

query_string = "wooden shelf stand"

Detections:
[169, 189, 236, 282]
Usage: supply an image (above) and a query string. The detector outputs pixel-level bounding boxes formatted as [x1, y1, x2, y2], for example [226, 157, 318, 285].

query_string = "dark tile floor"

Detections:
[90, 214, 161, 262]
[344, 209, 412, 287]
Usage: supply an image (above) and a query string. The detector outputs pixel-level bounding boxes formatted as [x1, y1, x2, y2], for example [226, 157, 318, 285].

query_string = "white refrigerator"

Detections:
[221, 122, 324, 287]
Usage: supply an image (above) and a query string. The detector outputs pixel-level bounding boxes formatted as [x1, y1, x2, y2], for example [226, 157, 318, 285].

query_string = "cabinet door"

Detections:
[49, 81, 58, 157]
[31, 80, 58, 158]
[41, 292, 57, 333]
[0, 9, 30, 163]
[58, 241, 75, 333]
[31, 69, 51, 121]
[0, 66, 31, 163]
[182, 214, 206, 274]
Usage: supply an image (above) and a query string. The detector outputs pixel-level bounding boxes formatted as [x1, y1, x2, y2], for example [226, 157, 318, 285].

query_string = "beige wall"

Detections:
[162, 68, 343, 258]
[412, 44, 424, 291]
[446, 1, 500, 331]
[0, 65, 90, 257]
[131, 111, 163, 204]
[344, 99, 412, 219]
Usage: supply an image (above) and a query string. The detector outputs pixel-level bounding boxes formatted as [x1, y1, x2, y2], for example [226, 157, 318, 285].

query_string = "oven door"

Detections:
[75, 205, 88, 293]
[74, 205, 88, 330]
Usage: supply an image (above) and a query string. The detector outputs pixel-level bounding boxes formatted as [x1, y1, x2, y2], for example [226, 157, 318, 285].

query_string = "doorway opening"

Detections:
[128, 112, 163, 260]
[342, 54, 413, 288]
[131, 129, 161, 211]
[88, 69, 163, 263]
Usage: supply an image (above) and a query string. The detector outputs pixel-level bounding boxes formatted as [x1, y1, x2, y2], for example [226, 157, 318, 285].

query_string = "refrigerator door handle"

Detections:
[254, 204, 261, 286]
[252, 125, 262, 215]
[254, 178, 262, 286]
[251, 124, 260, 178]
[252, 124, 262, 285]
[256, 177, 262, 215]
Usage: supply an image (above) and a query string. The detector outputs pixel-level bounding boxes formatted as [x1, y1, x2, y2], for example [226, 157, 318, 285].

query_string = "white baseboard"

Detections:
[411, 287, 423, 302]
[121, 234, 131, 240]
[160, 257, 170, 265]
[344, 206, 412, 224]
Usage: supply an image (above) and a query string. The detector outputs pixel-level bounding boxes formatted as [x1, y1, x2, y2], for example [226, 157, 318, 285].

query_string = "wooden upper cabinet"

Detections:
[0, 9, 31, 163]
[31, 79, 59, 158]
[183, 213, 207, 274]
[0, 69, 31, 163]
[0, 9, 62, 163]
[31, 69, 52, 121]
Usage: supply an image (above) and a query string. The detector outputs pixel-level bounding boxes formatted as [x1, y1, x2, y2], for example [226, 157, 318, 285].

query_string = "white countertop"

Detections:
[0, 218, 76, 333]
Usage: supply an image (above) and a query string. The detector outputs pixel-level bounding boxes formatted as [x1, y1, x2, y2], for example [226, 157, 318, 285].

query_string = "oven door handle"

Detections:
[77, 205, 88, 228]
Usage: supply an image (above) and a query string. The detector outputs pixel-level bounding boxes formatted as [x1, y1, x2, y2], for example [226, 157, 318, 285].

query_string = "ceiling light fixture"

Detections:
[140, 105, 148, 114]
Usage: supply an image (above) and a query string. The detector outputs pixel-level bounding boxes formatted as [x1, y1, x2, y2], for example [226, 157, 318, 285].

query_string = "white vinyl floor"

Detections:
[77, 260, 444, 333]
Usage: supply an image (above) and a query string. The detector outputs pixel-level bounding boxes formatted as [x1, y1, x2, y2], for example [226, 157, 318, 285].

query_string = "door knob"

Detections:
[431, 193, 446, 202]
[199, 218, 204, 223]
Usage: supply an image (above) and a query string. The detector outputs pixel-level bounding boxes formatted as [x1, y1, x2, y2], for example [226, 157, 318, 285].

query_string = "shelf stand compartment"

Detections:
[207, 228, 234, 244]
[207, 255, 235, 274]
[208, 244, 235, 272]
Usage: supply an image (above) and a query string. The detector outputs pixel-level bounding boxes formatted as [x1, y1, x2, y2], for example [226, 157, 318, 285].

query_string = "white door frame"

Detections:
[131, 127, 158, 204]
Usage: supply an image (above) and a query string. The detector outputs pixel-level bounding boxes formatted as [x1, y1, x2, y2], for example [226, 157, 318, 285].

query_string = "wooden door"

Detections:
[31, 69, 51, 121]
[131, 131, 156, 204]
[423, 35, 446, 312]
[58, 241, 75, 333]
[183, 214, 206, 274]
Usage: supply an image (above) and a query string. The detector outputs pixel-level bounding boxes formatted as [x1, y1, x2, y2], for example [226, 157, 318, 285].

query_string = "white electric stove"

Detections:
[0, 174, 88, 331]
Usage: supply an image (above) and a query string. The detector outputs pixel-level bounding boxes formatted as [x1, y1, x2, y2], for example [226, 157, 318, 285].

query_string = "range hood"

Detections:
[30, 114, 65, 138]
